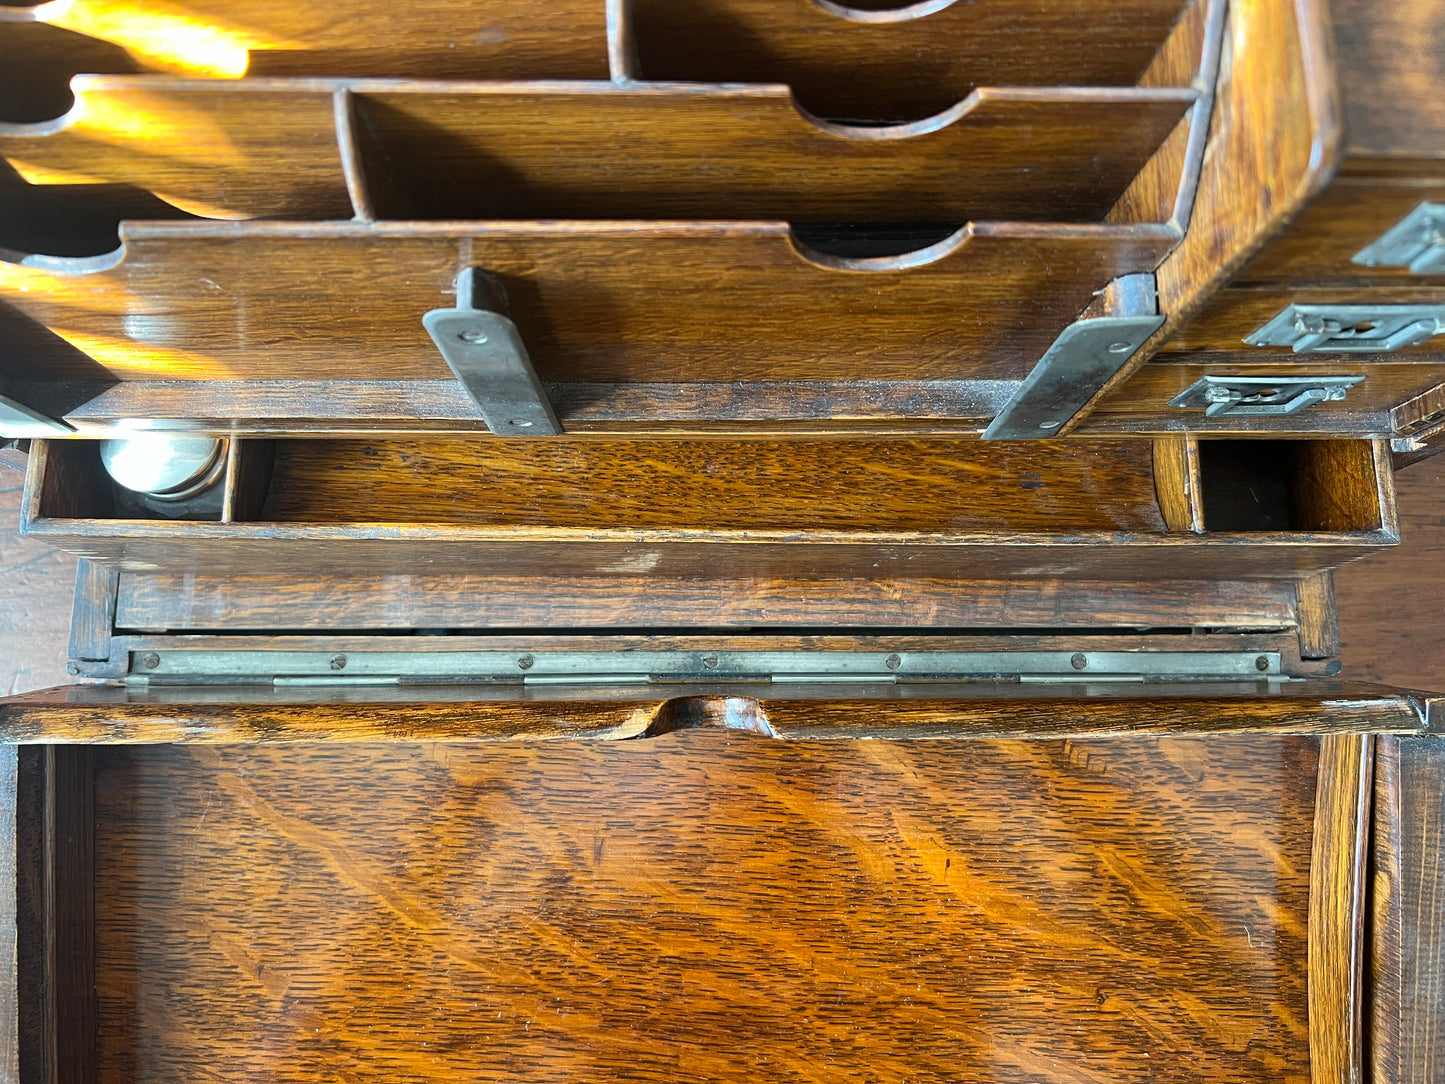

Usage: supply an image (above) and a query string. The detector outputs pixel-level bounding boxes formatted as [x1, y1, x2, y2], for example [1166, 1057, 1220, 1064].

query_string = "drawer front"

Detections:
[2, 732, 1380, 1083]
[17, 436, 1400, 579]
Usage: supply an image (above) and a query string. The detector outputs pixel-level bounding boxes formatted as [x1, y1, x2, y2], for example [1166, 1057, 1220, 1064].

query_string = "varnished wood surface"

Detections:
[1087, 363, 1445, 436]
[20, 434, 1399, 580]
[5, 378, 1016, 437]
[1228, 177, 1445, 287]
[1337, 453, 1445, 690]
[20, 514, 1401, 582]
[12, 746, 97, 1084]
[0, 222, 1175, 386]
[0, 21, 137, 125]
[1152, 434, 1204, 532]
[0, 465, 74, 696]
[1331, 0, 1445, 158]
[1294, 572, 1341, 660]
[1068, 0, 1342, 428]
[0, 80, 352, 220]
[81, 734, 1313, 1082]
[1161, 285, 1445, 354]
[0, 79, 1190, 226]
[0, 680, 1433, 744]
[1104, 0, 1213, 230]
[111, 573, 1305, 635]
[2, 0, 610, 83]
[68, 558, 117, 664]
[258, 438, 1168, 532]
[1308, 733, 1372, 1084]
[1287, 440, 1391, 535]
[630, 0, 1192, 120]
[0, 745, 14, 1083]
[1371, 735, 1445, 1084]
[356, 86, 1192, 223]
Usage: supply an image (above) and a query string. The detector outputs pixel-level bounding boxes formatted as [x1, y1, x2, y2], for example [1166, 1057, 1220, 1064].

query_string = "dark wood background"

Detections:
[1, 453, 1442, 696]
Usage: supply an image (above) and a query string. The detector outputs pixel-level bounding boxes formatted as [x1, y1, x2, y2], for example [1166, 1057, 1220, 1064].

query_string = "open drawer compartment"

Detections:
[0, 729, 1381, 1082]
[19, 435, 1399, 579]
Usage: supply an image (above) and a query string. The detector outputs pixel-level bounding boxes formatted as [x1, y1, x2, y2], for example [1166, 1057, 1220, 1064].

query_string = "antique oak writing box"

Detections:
[0, 0, 1443, 1081]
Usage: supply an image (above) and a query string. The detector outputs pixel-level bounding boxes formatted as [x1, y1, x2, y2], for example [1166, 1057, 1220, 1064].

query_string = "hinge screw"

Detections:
[1106, 341, 1133, 354]
[1255, 655, 1270, 672]
[701, 654, 719, 670]
[885, 653, 902, 671]
[459, 329, 488, 344]
[1071, 653, 1088, 670]
[140, 652, 160, 670]
[517, 654, 535, 670]
[330, 654, 348, 671]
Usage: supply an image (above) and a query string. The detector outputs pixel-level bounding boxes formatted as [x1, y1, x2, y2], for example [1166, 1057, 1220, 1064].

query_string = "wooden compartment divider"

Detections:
[0, 78, 1195, 228]
[630, 0, 1196, 120]
[0, 221, 1177, 411]
[0, 0, 612, 86]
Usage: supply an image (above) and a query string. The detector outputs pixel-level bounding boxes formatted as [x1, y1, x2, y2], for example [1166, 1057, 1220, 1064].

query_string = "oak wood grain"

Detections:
[12, 746, 95, 1084]
[0, 466, 75, 698]
[0, 79, 352, 220]
[356, 85, 1193, 223]
[78, 735, 1314, 1082]
[0, 221, 1176, 386]
[1152, 434, 1204, 532]
[3, 378, 1016, 437]
[257, 438, 1169, 533]
[111, 573, 1303, 635]
[0, 78, 1190, 225]
[1294, 572, 1341, 660]
[1066, 0, 1343, 430]
[1087, 363, 1445, 437]
[0, 0, 611, 83]
[1309, 733, 1372, 1084]
[66, 557, 116, 664]
[1331, 0, 1445, 158]
[1228, 177, 1445, 288]
[1105, 0, 1215, 229]
[0, 681, 1432, 744]
[21, 432, 1399, 581]
[630, 0, 1192, 120]
[1160, 285, 1445, 353]
[1336, 453, 1445, 690]
[1370, 735, 1445, 1084]
[0, 744, 14, 1084]
[1288, 440, 1392, 535]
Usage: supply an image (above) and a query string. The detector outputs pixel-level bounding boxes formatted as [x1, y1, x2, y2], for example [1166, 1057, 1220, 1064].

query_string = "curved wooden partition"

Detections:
[0, 79, 1194, 225]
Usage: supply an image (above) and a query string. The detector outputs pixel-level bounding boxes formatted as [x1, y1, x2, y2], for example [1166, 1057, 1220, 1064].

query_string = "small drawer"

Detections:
[20, 435, 1398, 581]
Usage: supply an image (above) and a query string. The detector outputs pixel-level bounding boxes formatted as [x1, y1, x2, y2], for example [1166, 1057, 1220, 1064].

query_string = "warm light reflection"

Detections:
[36, 1, 300, 79]
[48, 328, 234, 378]
[7, 89, 258, 218]
[0, 263, 142, 316]
[5, 156, 111, 187]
